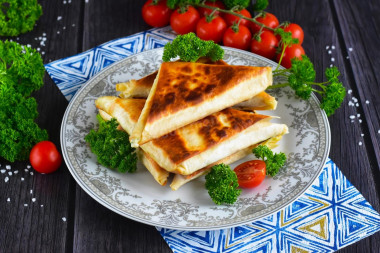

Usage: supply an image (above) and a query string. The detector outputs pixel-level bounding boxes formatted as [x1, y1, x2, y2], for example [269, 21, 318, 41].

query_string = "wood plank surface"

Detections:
[0, 0, 82, 252]
[0, 0, 379, 252]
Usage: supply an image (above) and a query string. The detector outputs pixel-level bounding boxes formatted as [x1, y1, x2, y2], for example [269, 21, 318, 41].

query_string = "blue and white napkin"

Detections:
[45, 27, 380, 253]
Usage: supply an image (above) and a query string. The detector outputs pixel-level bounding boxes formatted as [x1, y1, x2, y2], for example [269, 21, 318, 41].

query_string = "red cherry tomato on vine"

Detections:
[196, 16, 227, 43]
[234, 160, 266, 188]
[279, 23, 304, 44]
[198, 0, 225, 17]
[142, 0, 172, 27]
[223, 25, 252, 50]
[250, 30, 279, 60]
[30, 141, 62, 174]
[170, 6, 200, 35]
[251, 12, 279, 34]
[276, 44, 305, 69]
[223, 9, 252, 27]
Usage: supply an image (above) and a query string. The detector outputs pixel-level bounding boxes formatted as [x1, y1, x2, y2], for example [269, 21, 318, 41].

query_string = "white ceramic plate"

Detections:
[60, 47, 330, 230]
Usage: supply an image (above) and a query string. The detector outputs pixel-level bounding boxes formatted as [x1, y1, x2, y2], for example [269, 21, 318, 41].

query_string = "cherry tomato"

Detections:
[198, 0, 225, 17]
[251, 12, 279, 34]
[280, 23, 304, 44]
[170, 6, 200, 35]
[196, 16, 227, 43]
[276, 44, 305, 68]
[142, 0, 172, 27]
[223, 9, 252, 27]
[30, 141, 62, 174]
[234, 160, 266, 188]
[250, 30, 279, 59]
[223, 25, 252, 50]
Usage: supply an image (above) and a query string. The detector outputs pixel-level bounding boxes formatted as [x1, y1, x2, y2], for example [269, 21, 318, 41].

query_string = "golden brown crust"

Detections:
[150, 108, 269, 164]
[146, 62, 270, 125]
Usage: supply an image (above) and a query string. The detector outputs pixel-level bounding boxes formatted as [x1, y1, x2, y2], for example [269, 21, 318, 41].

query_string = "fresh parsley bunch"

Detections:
[0, 0, 43, 36]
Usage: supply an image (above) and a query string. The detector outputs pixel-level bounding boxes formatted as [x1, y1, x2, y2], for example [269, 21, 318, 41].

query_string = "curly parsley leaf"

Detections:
[252, 145, 286, 177]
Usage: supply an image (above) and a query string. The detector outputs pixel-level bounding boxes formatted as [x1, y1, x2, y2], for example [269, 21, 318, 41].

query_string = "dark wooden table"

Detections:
[1, 0, 379, 252]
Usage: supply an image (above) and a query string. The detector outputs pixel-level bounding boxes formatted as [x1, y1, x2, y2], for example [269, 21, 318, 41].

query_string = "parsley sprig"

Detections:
[269, 55, 346, 116]
[252, 145, 286, 176]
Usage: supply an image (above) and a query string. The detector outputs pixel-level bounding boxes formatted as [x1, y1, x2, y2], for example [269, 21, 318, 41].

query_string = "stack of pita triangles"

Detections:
[95, 58, 288, 190]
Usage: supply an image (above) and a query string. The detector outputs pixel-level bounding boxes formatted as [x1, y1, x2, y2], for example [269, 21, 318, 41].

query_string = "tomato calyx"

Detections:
[151, 0, 159, 5]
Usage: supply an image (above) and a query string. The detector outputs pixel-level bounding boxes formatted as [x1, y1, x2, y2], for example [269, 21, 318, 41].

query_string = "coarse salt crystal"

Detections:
[4, 177, 9, 183]
[378, 130, 380, 134]
[326, 45, 330, 50]
[349, 47, 353, 51]
[62, 217, 67, 222]
[14, 170, 18, 174]
[72, 24, 76, 27]
[348, 89, 352, 94]
[7, 198, 10, 202]
[6, 165, 11, 170]
[27, 165, 31, 169]
[356, 103, 359, 107]
[24, 204, 28, 207]
[331, 57, 335, 62]
[57, 31, 60, 34]
[32, 198, 36, 202]
[348, 101, 354, 106]
[0, 170, 5, 174]
[352, 97, 358, 102]
[359, 119, 362, 123]
[8, 172, 12, 176]
[330, 64, 333, 67]
[361, 133, 364, 137]
[30, 172, 34, 176]
[349, 115, 355, 119]
[21, 178, 24, 181]
[357, 114, 361, 117]
[42, 52, 45, 55]
[25, 169, 29, 172]
[328, 50, 332, 54]
[57, 16, 62, 21]
[332, 45, 336, 49]
[41, 205, 43, 207]
[346, 56, 350, 59]
[366, 100, 370, 104]
[63, 26, 66, 30]
[30, 190, 33, 194]
[42, 32, 46, 36]
[359, 141, 362, 146]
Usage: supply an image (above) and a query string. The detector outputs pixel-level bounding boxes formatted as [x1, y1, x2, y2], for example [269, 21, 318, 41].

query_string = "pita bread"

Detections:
[130, 62, 273, 146]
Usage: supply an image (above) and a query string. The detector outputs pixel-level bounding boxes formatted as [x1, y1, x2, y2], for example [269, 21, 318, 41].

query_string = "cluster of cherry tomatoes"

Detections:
[142, 0, 306, 68]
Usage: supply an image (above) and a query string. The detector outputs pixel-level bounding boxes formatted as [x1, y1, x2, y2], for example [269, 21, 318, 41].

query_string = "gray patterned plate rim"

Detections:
[60, 46, 331, 230]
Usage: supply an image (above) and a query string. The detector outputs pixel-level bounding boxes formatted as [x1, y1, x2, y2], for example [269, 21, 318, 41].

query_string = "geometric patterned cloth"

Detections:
[45, 27, 380, 253]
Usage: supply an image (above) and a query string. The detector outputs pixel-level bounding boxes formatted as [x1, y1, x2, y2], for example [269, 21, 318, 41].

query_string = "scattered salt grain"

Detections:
[25, 169, 29, 172]
[62, 217, 67, 222]
[352, 97, 358, 102]
[57, 16, 62, 21]
[357, 114, 361, 118]
[57, 31, 60, 34]
[63, 26, 66, 30]
[1, 170, 5, 174]
[4, 177, 9, 183]
[359, 141, 362, 146]
[326, 45, 330, 50]
[27, 165, 31, 169]
[332, 45, 336, 49]
[21, 178, 24, 181]
[37, 47, 40, 51]
[348, 101, 354, 106]
[349, 47, 353, 51]
[32, 198, 36, 202]
[42, 32, 46, 36]
[63, 0, 67, 4]
[346, 56, 350, 59]
[378, 130, 380, 134]
[14, 170, 18, 174]
[349, 115, 356, 119]
[30, 172, 34, 176]
[30, 190, 33, 194]
[348, 89, 352, 94]
[24, 204, 28, 207]
[328, 50, 332, 54]
[6, 165, 11, 170]
[331, 57, 335, 62]
[359, 119, 362, 123]
[330, 64, 333, 67]
[8, 172, 12, 176]
[40, 205, 43, 207]
[365, 100, 370, 104]
[72, 24, 76, 27]
[361, 133, 364, 137]
[7, 198, 10, 202]
[356, 103, 359, 107]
